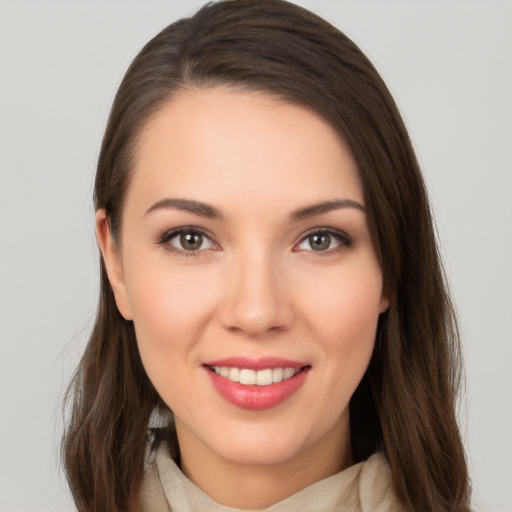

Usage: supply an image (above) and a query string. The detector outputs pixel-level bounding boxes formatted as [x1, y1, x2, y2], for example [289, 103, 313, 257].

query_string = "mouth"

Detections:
[202, 358, 311, 410]
[205, 365, 307, 386]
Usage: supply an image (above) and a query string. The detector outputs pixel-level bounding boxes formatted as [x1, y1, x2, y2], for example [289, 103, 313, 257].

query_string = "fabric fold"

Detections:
[139, 441, 404, 512]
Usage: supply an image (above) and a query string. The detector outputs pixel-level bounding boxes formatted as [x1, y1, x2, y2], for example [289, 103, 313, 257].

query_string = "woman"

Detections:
[62, 1, 471, 511]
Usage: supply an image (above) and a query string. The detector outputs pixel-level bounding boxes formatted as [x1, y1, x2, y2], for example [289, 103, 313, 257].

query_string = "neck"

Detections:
[175, 419, 352, 509]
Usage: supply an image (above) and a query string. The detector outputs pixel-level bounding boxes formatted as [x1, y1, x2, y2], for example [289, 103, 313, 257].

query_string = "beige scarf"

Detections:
[139, 442, 404, 512]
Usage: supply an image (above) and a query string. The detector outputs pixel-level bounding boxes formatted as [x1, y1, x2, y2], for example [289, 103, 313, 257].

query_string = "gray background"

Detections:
[0, 1, 511, 511]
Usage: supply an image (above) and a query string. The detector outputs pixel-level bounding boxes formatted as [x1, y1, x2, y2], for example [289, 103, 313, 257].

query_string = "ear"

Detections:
[379, 287, 390, 314]
[379, 296, 390, 314]
[95, 209, 133, 320]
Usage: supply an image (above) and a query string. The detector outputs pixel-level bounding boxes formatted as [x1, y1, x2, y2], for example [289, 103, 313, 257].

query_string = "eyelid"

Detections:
[155, 225, 351, 256]
[293, 227, 352, 253]
[156, 226, 220, 255]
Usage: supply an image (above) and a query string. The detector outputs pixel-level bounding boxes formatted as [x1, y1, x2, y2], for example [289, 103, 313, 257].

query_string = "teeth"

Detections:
[283, 368, 295, 380]
[272, 368, 283, 383]
[239, 369, 256, 385]
[211, 366, 300, 385]
[228, 367, 240, 382]
[256, 369, 273, 386]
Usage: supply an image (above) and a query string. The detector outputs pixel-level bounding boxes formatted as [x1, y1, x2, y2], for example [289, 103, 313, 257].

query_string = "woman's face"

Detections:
[98, 88, 387, 477]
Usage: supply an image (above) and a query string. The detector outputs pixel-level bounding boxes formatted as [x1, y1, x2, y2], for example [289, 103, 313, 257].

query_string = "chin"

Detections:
[203, 421, 322, 467]
[218, 441, 304, 467]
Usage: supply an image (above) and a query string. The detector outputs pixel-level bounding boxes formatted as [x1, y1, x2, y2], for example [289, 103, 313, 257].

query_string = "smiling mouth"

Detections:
[204, 361, 311, 409]
[206, 365, 310, 386]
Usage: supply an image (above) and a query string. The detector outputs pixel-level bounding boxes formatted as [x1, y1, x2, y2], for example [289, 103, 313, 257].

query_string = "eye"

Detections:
[158, 228, 217, 254]
[295, 229, 351, 253]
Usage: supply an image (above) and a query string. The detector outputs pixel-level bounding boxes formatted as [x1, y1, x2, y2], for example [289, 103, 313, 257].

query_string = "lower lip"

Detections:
[204, 367, 310, 410]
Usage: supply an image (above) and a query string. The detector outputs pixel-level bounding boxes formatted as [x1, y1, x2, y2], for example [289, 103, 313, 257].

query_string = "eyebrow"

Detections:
[290, 199, 365, 221]
[144, 197, 365, 220]
[144, 198, 223, 218]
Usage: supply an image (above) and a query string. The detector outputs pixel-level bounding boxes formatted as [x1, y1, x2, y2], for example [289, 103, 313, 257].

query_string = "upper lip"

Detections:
[202, 356, 308, 370]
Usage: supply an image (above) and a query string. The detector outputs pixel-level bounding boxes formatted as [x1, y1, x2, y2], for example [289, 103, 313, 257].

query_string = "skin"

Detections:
[97, 87, 388, 508]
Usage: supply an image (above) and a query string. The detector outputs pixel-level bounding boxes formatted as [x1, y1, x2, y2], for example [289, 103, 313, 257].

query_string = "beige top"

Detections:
[139, 442, 405, 512]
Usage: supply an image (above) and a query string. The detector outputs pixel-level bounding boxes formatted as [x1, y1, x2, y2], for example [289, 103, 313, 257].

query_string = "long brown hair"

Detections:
[62, 1, 471, 510]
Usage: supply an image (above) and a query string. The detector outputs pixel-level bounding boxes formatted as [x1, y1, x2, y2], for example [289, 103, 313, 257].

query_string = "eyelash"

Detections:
[156, 226, 352, 256]
[293, 228, 353, 256]
[156, 227, 219, 257]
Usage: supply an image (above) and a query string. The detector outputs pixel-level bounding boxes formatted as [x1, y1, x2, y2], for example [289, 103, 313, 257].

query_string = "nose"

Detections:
[218, 249, 294, 337]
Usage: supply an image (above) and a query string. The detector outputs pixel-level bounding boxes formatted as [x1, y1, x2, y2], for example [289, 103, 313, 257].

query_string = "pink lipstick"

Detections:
[202, 357, 310, 410]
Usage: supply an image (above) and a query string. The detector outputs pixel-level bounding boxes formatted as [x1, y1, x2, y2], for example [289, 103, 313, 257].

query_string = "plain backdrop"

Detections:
[0, 1, 511, 511]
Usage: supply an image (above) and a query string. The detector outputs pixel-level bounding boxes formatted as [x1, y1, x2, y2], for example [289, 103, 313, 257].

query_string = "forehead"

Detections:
[127, 87, 363, 215]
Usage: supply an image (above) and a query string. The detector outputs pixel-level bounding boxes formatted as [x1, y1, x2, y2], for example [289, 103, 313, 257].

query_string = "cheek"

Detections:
[303, 260, 383, 342]
[121, 253, 220, 394]
[125, 268, 217, 411]
[299, 258, 383, 390]
[125, 258, 217, 339]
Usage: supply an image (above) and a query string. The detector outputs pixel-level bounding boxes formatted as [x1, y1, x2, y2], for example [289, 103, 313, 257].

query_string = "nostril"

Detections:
[218, 295, 295, 337]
